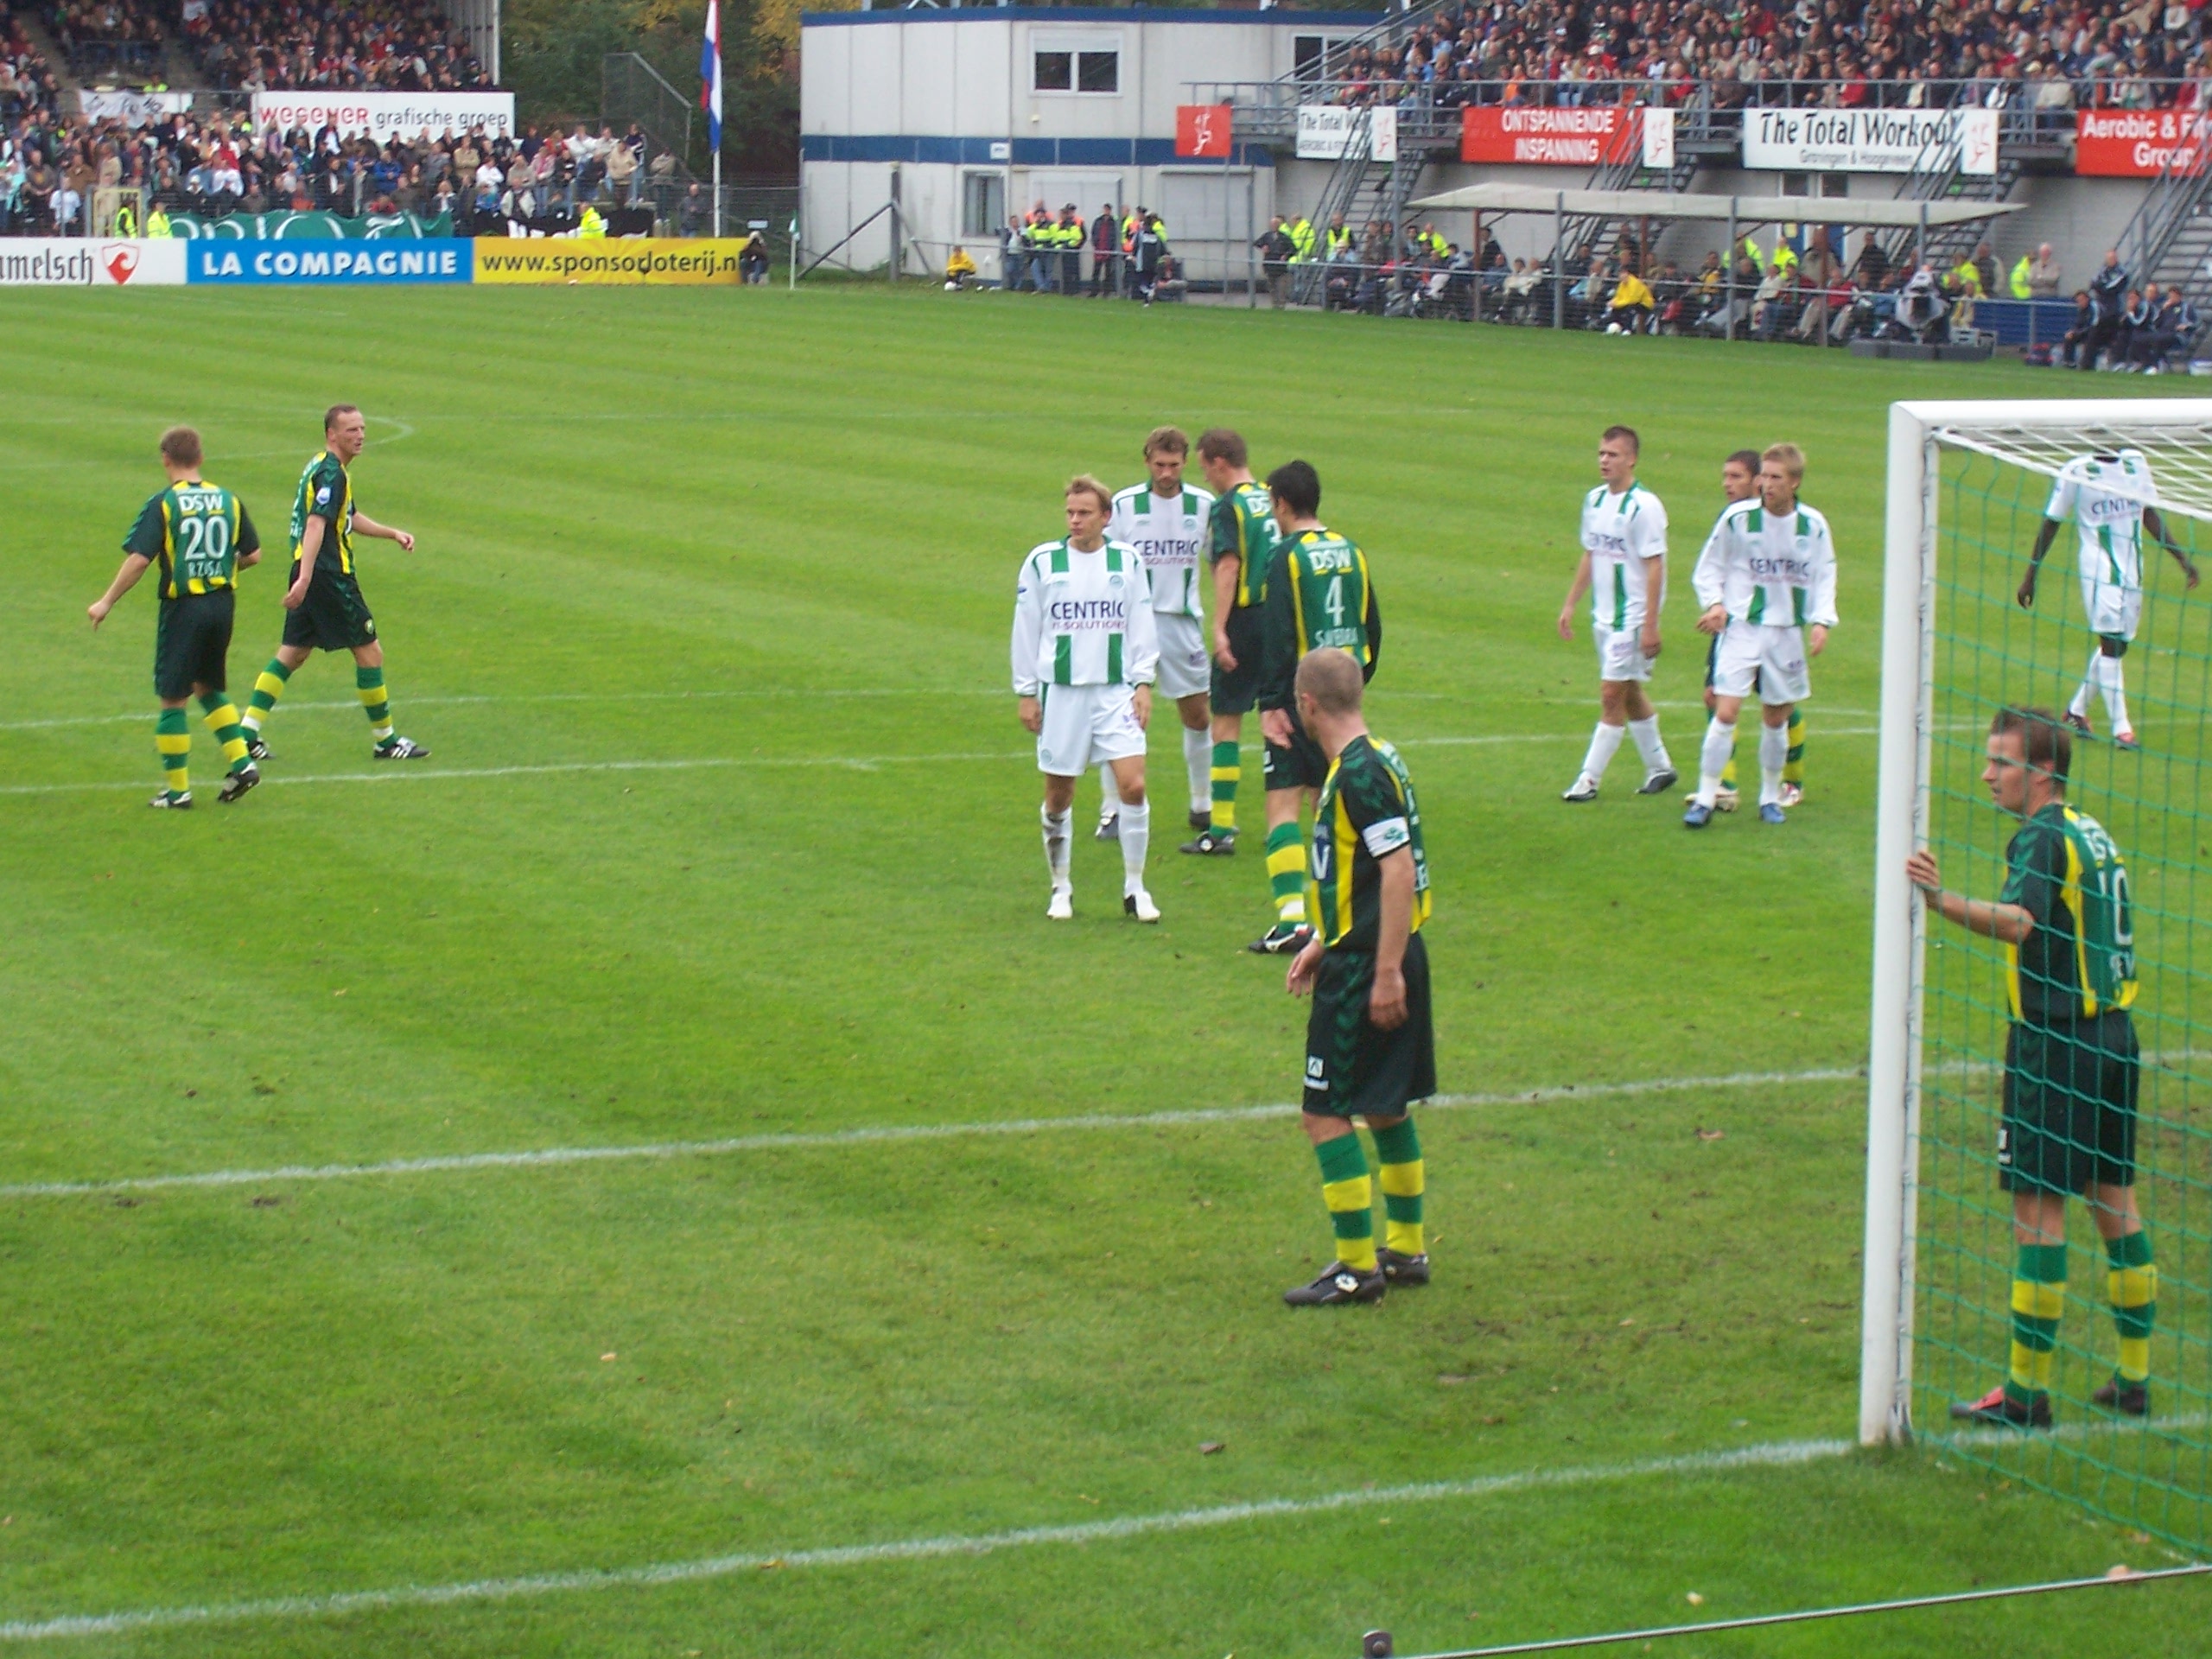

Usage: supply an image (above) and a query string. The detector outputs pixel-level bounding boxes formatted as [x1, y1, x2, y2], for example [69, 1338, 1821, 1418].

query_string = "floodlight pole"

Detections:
[1552, 190, 1564, 330]
[1725, 199, 1736, 342]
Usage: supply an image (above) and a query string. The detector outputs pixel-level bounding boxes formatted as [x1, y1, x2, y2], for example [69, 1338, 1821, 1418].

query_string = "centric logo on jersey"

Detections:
[1046, 597, 1128, 629]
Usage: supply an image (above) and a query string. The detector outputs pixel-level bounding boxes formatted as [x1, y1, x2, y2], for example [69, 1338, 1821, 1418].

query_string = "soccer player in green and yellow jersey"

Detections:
[86, 426, 264, 808]
[1253, 460, 1382, 955]
[1186, 426, 1278, 857]
[238, 404, 429, 762]
[1908, 707, 2155, 1427]
[1282, 647, 1433, 1306]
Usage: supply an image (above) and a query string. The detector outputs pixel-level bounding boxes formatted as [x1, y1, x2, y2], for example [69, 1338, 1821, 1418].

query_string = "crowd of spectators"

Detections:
[1319, 0, 2212, 116]
[35, 0, 491, 92]
[178, 0, 492, 94]
[0, 107, 693, 235]
[1, 3, 60, 118]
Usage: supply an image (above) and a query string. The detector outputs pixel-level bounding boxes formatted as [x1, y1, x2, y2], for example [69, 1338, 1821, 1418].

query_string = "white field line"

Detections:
[0, 727, 1904, 799]
[6, 1413, 2201, 1645]
[0, 1065, 1871, 1201]
[0, 1439, 1855, 1643]
[17, 1045, 2209, 1204]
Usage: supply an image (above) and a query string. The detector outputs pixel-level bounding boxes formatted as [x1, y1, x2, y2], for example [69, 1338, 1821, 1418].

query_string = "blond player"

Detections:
[1685, 442, 1836, 828]
[1014, 476, 1162, 921]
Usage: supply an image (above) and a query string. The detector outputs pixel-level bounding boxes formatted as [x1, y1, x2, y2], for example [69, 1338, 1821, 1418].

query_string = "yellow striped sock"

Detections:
[156, 708, 191, 797]
[200, 699, 250, 772]
[1379, 1159, 1424, 1256]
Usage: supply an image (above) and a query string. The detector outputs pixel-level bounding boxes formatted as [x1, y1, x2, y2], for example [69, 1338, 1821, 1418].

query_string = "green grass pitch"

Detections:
[1, 284, 2204, 1656]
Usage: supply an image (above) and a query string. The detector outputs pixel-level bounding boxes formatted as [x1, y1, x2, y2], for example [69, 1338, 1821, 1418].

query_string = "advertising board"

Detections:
[472, 238, 753, 284]
[249, 92, 516, 143]
[1295, 105, 1396, 162]
[1460, 105, 1633, 166]
[0, 239, 185, 286]
[184, 240, 473, 283]
[1741, 105, 1998, 174]
[2075, 109, 2212, 177]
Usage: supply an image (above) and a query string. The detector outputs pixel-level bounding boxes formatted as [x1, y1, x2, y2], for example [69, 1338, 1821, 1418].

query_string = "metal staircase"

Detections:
[1290, 139, 1428, 304]
[1546, 148, 1701, 282]
[2111, 137, 2212, 354]
[1876, 101, 2024, 273]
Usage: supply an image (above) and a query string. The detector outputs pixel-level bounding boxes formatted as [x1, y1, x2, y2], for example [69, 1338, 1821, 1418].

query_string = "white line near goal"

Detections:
[0, 727, 1907, 799]
[0, 1065, 1867, 1200]
[0, 1438, 1856, 1643]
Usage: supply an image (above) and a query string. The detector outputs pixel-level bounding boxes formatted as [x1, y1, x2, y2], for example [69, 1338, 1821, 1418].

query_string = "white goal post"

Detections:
[1859, 398, 2212, 1448]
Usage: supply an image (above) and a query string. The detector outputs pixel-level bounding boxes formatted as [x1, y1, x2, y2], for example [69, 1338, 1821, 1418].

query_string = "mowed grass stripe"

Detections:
[0, 1066, 1867, 1198]
[0, 1438, 1856, 1643]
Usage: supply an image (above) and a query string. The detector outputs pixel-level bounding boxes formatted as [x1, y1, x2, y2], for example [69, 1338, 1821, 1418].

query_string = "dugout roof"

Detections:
[1406, 186, 2027, 227]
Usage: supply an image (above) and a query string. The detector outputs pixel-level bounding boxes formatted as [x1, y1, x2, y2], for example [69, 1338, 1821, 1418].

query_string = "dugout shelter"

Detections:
[1410, 182, 2027, 334]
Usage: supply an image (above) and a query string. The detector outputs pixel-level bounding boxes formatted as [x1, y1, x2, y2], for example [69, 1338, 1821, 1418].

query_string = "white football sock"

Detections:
[1628, 715, 1671, 772]
[1760, 719, 1789, 805]
[1117, 798, 1150, 893]
[1696, 718, 1737, 806]
[2099, 652, 2132, 733]
[1041, 805, 1071, 889]
[1184, 725, 1211, 817]
[1579, 720, 1626, 785]
[1097, 762, 1118, 819]
[2069, 648, 2098, 718]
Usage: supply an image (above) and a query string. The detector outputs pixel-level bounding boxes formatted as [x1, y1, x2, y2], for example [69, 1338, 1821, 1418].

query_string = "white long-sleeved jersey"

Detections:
[1694, 496, 1840, 629]
[1110, 482, 1215, 620]
[1580, 480, 1668, 630]
[1011, 537, 1160, 696]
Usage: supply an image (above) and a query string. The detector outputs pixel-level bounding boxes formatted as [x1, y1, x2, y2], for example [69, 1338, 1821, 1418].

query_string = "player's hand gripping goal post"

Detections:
[1865, 400, 2211, 1554]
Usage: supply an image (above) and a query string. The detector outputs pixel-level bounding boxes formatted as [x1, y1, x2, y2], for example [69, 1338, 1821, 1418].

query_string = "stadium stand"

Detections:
[1, 2, 60, 118]
[1313, 0, 2211, 111]
[177, 0, 493, 93]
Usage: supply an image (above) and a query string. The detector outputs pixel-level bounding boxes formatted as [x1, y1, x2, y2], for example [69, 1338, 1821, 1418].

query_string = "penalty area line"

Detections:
[0, 1065, 1869, 1201]
[0, 1438, 1854, 1643]
[0, 727, 1910, 797]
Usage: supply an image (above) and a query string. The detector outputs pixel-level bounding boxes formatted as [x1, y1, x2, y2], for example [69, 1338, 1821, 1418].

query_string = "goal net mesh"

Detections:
[1915, 419, 2210, 1554]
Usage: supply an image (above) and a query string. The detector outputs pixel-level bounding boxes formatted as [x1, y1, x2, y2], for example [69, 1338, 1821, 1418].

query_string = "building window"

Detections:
[1033, 43, 1118, 94]
[1294, 35, 1353, 80]
[963, 171, 1005, 238]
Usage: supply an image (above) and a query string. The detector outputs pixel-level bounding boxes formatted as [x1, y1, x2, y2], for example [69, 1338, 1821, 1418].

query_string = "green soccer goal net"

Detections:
[1865, 402, 2211, 1556]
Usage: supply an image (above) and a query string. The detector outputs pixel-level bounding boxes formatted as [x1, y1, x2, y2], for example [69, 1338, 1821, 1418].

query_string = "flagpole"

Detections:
[714, 149, 721, 239]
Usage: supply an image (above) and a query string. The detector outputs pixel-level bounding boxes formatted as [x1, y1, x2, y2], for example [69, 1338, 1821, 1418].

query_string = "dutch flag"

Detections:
[701, 0, 722, 152]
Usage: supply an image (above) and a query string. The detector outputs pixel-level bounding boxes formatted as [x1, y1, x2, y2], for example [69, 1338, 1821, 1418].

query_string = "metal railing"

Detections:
[1187, 75, 2161, 153]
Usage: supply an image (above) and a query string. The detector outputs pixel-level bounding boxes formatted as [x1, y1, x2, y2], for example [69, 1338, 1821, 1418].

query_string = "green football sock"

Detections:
[197, 693, 252, 776]
[155, 706, 190, 798]
[1315, 1130, 1375, 1273]
[1265, 820, 1306, 925]
[2107, 1230, 2156, 1384]
[357, 664, 393, 743]
[1210, 741, 1240, 834]
[2009, 1242, 2066, 1403]
[243, 658, 290, 732]
[1370, 1116, 1423, 1257]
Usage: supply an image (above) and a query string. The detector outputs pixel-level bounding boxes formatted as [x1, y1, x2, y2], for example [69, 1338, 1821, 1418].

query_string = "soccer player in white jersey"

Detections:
[1685, 442, 1837, 828]
[1556, 424, 1676, 802]
[1013, 475, 1162, 921]
[1096, 426, 1217, 842]
[2017, 448, 2198, 751]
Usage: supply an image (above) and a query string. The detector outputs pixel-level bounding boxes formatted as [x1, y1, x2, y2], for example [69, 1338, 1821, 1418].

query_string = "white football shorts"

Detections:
[1036, 682, 1148, 777]
[1153, 613, 1212, 700]
[1713, 622, 1810, 705]
[2079, 574, 2143, 642]
[1592, 621, 1656, 683]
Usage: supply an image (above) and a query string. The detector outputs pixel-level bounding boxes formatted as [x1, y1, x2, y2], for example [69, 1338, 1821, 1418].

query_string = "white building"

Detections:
[799, 5, 1381, 279]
